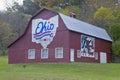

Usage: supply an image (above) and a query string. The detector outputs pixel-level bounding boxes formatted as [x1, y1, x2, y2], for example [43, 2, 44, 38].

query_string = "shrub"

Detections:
[109, 23, 120, 41]
[112, 41, 120, 57]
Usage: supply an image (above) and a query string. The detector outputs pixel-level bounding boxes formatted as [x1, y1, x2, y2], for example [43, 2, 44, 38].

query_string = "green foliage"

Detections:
[34, 0, 81, 16]
[80, 0, 116, 24]
[0, 21, 14, 55]
[109, 23, 120, 57]
[59, 5, 81, 18]
[35, 0, 81, 8]
[0, 50, 8, 56]
[94, 7, 115, 21]
[11, 0, 40, 15]
[112, 8, 120, 23]
[109, 23, 120, 41]
[59, 6, 71, 15]
[0, 11, 31, 56]
[35, 0, 62, 7]
[112, 41, 120, 57]
[93, 6, 115, 29]
[0, 11, 30, 37]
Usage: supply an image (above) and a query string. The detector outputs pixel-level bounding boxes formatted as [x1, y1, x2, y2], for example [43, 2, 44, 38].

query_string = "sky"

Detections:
[0, 0, 23, 11]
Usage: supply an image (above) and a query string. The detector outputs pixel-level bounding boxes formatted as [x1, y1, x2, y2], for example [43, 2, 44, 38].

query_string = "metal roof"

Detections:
[59, 13, 112, 42]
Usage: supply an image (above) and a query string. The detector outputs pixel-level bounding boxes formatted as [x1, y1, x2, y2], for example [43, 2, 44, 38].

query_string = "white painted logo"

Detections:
[32, 15, 58, 48]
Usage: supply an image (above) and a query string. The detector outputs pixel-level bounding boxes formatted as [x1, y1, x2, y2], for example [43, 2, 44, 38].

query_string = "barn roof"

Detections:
[59, 13, 112, 42]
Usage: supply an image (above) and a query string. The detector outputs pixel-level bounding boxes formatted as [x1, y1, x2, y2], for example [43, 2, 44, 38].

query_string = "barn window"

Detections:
[28, 49, 35, 59]
[41, 48, 48, 59]
[77, 50, 81, 58]
[55, 47, 63, 58]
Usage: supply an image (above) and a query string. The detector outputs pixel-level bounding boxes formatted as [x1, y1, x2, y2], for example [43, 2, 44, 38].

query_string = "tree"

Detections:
[109, 23, 120, 41]
[93, 7, 115, 29]
[80, 0, 116, 24]
[112, 41, 120, 57]
[34, 0, 81, 9]
[34, 0, 81, 19]
[0, 20, 14, 55]
[35, 0, 64, 8]
[112, 8, 120, 24]
[0, 11, 30, 37]
[109, 23, 120, 57]
[59, 5, 81, 18]
[10, 0, 40, 15]
[0, 11, 31, 56]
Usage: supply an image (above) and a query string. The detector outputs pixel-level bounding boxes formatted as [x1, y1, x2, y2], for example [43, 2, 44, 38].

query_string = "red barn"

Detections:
[8, 8, 112, 64]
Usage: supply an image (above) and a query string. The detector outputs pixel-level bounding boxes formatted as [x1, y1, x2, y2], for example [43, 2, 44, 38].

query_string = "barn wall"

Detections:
[9, 10, 70, 64]
[95, 38, 112, 63]
[69, 31, 112, 63]
[8, 48, 26, 64]
[34, 9, 58, 19]
[25, 12, 70, 63]
[8, 30, 32, 64]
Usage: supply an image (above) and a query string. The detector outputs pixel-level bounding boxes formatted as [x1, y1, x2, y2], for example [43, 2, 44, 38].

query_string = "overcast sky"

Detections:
[0, 0, 23, 11]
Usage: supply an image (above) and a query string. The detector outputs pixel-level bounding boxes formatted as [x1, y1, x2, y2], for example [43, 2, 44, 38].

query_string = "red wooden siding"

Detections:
[69, 31, 112, 63]
[9, 9, 70, 64]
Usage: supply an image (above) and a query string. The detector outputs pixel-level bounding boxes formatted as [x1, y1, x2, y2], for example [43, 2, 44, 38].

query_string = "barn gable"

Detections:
[8, 8, 59, 48]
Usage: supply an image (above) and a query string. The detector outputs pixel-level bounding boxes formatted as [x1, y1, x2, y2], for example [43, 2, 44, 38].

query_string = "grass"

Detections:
[0, 56, 120, 80]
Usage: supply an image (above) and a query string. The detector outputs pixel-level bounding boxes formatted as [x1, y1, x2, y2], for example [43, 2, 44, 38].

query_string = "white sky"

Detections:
[0, 0, 23, 11]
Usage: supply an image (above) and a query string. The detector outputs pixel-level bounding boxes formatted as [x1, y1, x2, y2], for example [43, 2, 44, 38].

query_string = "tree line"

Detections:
[0, 0, 120, 58]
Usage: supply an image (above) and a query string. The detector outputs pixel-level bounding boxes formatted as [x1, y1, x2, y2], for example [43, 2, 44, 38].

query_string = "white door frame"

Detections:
[70, 49, 74, 62]
[100, 52, 107, 63]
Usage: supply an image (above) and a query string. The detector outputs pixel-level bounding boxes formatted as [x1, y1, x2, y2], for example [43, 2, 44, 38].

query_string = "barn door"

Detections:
[70, 49, 74, 62]
[100, 52, 107, 63]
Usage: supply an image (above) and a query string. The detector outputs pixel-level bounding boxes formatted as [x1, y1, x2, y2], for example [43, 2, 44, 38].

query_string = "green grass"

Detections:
[0, 56, 120, 80]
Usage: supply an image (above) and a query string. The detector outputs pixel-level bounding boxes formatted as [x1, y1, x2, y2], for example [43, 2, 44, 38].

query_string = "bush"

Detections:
[0, 50, 8, 56]
[109, 23, 120, 41]
[109, 23, 120, 57]
[112, 41, 120, 57]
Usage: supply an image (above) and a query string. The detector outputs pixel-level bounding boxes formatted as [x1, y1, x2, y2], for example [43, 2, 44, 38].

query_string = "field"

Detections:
[0, 56, 120, 80]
